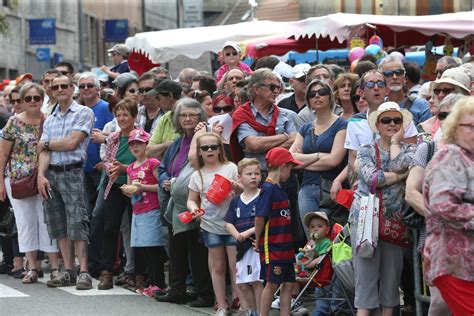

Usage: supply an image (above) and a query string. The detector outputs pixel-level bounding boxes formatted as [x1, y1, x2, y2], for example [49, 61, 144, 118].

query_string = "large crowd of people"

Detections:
[0, 40, 473, 316]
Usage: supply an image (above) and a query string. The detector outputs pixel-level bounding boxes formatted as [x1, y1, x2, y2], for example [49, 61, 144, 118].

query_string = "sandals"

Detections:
[22, 269, 38, 284]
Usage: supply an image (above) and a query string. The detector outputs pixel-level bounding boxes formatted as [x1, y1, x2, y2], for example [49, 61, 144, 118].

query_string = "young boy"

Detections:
[255, 147, 303, 316]
[303, 211, 333, 316]
[224, 158, 264, 316]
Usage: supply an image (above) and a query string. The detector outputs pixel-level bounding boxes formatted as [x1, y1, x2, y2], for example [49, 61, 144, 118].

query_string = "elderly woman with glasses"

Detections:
[156, 98, 215, 307]
[350, 102, 416, 316]
[422, 96, 474, 316]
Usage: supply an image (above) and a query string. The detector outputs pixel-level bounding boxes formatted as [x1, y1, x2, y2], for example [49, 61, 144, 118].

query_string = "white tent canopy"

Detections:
[125, 20, 289, 64]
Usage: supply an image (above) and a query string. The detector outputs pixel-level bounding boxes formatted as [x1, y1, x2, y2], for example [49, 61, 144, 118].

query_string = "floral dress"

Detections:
[2, 116, 42, 180]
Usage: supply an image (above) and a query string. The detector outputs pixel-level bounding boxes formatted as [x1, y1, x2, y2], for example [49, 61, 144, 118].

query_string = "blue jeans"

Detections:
[298, 184, 320, 239]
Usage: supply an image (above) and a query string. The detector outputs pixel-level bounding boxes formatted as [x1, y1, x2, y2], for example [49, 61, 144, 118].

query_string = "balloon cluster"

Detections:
[348, 35, 388, 71]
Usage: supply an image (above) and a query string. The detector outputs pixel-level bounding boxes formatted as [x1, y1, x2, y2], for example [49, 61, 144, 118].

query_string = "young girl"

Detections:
[121, 128, 166, 295]
[187, 132, 241, 316]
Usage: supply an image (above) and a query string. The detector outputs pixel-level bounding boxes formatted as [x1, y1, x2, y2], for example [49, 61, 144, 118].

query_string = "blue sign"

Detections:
[29, 19, 56, 45]
[36, 48, 51, 62]
[104, 19, 128, 42]
[53, 53, 64, 65]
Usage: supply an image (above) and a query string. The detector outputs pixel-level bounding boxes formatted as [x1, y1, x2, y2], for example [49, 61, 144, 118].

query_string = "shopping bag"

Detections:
[356, 192, 379, 258]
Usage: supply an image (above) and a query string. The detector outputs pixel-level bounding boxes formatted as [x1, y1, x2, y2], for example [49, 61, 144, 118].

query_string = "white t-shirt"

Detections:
[188, 162, 238, 235]
[344, 111, 417, 151]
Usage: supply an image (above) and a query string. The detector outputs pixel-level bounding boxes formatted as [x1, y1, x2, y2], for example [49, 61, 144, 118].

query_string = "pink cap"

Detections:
[128, 129, 150, 144]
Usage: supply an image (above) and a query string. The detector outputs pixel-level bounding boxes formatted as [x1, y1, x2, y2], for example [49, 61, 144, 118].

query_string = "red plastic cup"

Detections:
[206, 174, 232, 205]
[178, 211, 193, 223]
[336, 189, 355, 209]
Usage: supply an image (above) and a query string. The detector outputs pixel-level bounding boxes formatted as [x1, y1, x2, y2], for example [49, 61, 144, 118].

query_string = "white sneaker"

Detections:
[271, 297, 280, 309]
[215, 308, 229, 316]
[291, 300, 309, 315]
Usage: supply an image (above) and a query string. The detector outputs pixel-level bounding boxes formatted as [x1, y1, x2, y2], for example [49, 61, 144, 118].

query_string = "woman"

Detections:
[97, 99, 137, 290]
[9, 87, 24, 115]
[0, 83, 59, 283]
[333, 73, 359, 120]
[156, 98, 214, 307]
[423, 96, 474, 316]
[350, 79, 368, 113]
[212, 93, 235, 117]
[350, 102, 416, 316]
[108, 73, 139, 106]
[193, 90, 213, 118]
[405, 94, 465, 316]
[290, 79, 348, 235]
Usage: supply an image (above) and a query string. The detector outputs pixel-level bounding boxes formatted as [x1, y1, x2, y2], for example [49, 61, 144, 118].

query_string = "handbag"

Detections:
[355, 180, 380, 258]
[9, 115, 45, 200]
[374, 143, 413, 248]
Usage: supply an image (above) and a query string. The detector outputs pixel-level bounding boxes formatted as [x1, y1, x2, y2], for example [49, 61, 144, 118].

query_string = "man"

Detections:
[55, 62, 75, 80]
[434, 56, 461, 79]
[78, 72, 113, 216]
[37, 75, 95, 290]
[191, 74, 217, 96]
[2, 85, 14, 112]
[101, 43, 130, 83]
[148, 66, 171, 79]
[278, 63, 310, 114]
[136, 73, 163, 134]
[41, 69, 62, 115]
[379, 56, 431, 125]
[146, 79, 182, 159]
[344, 69, 418, 173]
[403, 61, 422, 96]
[178, 68, 199, 86]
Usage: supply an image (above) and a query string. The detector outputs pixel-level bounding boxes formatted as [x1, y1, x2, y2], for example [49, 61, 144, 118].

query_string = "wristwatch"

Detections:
[44, 141, 50, 150]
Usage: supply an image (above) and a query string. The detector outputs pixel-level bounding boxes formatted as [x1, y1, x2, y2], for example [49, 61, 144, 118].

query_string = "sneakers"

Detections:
[76, 272, 93, 290]
[47, 270, 77, 287]
[271, 298, 309, 315]
[98, 271, 113, 290]
[188, 296, 214, 308]
[215, 308, 229, 316]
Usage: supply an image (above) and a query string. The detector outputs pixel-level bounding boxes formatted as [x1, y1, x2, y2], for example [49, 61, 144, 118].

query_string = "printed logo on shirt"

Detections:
[280, 208, 291, 219]
[273, 265, 282, 275]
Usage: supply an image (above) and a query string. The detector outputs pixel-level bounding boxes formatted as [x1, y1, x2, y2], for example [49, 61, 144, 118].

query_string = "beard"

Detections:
[389, 84, 403, 92]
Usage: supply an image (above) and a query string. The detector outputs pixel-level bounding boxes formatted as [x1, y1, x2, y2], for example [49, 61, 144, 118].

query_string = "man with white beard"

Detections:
[379, 56, 431, 125]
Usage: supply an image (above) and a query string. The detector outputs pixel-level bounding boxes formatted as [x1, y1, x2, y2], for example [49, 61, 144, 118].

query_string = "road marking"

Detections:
[0, 284, 30, 298]
[38, 273, 138, 296]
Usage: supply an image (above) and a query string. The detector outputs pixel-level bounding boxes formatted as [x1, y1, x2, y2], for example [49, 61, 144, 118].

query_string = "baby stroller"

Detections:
[285, 223, 356, 315]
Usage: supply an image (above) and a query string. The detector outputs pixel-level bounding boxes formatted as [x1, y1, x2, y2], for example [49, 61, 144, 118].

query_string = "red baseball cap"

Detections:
[265, 147, 303, 168]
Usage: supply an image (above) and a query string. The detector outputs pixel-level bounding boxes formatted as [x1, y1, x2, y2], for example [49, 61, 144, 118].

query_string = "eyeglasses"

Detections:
[225, 52, 238, 57]
[51, 84, 71, 91]
[179, 113, 200, 119]
[213, 106, 233, 114]
[138, 87, 153, 94]
[307, 88, 331, 98]
[200, 144, 219, 151]
[351, 95, 361, 103]
[78, 83, 95, 90]
[383, 69, 405, 77]
[379, 117, 403, 125]
[433, 88, 454, 96]
[364, 81, 386, 89]
[437, 112, 450, 121]
[259, 83, 281, 92]
[127, 88, 139, 94]
[9, 98, 21, 105]
[23, 95, 42, 103]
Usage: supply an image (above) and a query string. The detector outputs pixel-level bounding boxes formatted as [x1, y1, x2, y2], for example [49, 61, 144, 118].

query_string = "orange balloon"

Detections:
[350, 59, 359, 73]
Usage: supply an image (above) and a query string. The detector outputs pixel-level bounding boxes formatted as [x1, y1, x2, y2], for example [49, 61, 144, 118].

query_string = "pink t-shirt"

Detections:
[127, 158, 160, 215]
[216, 62, 253, 82]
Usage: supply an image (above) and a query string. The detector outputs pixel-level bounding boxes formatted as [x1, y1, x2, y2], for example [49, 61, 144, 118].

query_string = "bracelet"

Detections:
[315, 152, 320, 161]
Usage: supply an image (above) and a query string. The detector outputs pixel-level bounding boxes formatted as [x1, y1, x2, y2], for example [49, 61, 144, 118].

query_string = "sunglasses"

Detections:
[225, 52, 238, 57]
[383, 69, 405, 77]
[437, 112, 450, 121]
[213, 106, 233, 114]
[308, 88, 331, 98]
[51, 84, 71, 91]
[138, 87, 153, 94]
[433, 88, 454, 95]
[24, 95, 42, 103]
[127, 88, 138, 94]
[364, 81, 386, 89]
[78, 83, 95, 90]
[379, 117, 403, 125]
[200, 144, 219, 151]
[351, 95, 361, 103]
[9, 99, 21, 105]
[259, 83, 281, 92]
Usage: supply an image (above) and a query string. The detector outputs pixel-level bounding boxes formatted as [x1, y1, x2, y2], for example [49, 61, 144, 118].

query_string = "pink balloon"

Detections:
[349, 47, 365, 63]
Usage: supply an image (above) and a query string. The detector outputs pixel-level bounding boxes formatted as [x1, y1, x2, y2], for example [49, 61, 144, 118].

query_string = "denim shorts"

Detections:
[201, 229, 236, 248]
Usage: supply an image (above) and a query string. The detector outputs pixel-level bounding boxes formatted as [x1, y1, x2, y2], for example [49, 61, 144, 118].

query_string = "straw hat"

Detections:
[368, 101, 413, 133]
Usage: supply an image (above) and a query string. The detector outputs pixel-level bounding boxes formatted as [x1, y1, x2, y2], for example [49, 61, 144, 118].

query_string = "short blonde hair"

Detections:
[442, 96, 474, 144]
[237, 158, 260, 175]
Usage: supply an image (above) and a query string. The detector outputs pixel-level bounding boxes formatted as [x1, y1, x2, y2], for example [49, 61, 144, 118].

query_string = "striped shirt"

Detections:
[256, 180, 294, 265]
[40, 101, 94, 165]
